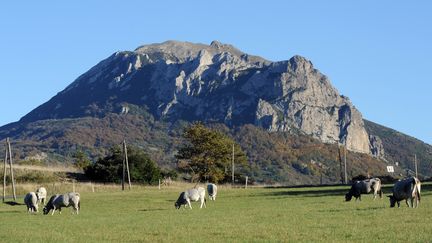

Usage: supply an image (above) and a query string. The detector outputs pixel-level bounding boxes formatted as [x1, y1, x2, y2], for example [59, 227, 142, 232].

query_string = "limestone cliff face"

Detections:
[21, 40, 373, 154]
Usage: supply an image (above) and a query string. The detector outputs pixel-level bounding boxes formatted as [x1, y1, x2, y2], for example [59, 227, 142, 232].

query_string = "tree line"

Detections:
[78, 122, 247, 184]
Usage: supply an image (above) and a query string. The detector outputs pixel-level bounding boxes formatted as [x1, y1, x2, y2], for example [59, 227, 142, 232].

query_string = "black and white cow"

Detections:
[207, 183, 217, 201]
[24, 192, 39, 213]
[43, 192, 81, 215]
[388, 177, 421, 208]
[345, 178, 382, 201]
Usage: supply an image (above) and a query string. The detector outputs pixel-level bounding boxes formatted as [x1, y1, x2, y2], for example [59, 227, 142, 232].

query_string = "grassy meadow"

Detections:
[0, 182, 431, 242]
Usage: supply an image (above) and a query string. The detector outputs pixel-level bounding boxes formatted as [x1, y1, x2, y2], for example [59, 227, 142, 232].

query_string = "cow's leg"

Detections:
[200, 197, 206, 208]
[406, 199, 411, 208]
[397, 201, 400, 208]
[187, 199, 192, 209]
[51, 207, 56, 215]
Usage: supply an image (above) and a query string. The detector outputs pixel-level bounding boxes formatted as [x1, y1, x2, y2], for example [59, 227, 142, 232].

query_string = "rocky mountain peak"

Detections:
[134, 40, 269, 65]
[20, 40, 377, 155]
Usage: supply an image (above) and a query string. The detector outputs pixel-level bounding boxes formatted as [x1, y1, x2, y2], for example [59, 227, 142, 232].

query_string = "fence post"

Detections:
[245, 176, 248, 189]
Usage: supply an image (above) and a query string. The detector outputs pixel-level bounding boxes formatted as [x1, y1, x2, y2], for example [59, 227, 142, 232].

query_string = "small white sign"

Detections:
[387, 166, 394, 173]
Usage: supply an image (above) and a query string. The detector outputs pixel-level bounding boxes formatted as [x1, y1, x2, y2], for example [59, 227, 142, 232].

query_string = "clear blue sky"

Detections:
[1, 1, 431, 145]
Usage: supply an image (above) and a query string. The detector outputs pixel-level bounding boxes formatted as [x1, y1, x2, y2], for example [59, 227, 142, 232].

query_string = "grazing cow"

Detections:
[345, 178, 382, 201]
[24, 192, 39, 213]
[36, 187, 47, 206]
[43, 192, 81, 215]
[175, 187, 206, 209]
[388, 177, 421, 208]
[207, 183, 218, 201]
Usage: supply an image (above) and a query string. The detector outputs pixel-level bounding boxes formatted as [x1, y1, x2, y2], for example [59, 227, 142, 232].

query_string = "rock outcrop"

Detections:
[21, 40, 374, 154]
[369, 135, 385, 158]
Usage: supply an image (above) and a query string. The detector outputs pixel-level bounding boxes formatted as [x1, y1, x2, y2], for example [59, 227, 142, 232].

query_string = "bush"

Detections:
[85, 145, 162, 185]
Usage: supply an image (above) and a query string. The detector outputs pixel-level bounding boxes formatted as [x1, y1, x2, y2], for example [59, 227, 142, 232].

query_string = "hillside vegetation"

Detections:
[0, 111, 393, 185]
[364, 120, 432, 176]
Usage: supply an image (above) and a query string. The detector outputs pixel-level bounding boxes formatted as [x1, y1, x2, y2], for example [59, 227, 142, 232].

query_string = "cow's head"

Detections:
[43, 195, 56, 215]
[174, 192, 186, 209]
[174, 201, 181, 209]
[43, 206, 50, 215]
[387, 195, 396, 207]
[345, 193, 353, 202]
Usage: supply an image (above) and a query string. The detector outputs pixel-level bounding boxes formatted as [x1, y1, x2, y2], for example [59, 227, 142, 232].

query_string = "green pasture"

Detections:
[0, 183, 431, 242]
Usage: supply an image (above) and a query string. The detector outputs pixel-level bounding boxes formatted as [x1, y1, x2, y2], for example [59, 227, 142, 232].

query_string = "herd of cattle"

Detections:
[22, 177, 421, 214]
[24, 187, 81, 215]
[345, 176, 421, 208]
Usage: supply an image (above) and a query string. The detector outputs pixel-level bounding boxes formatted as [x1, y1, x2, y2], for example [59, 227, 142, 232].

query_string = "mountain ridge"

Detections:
[18, 40, 372, 154]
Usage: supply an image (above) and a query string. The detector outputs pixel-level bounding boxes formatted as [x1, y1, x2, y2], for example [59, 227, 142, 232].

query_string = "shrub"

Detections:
[85, 145, 162, 185]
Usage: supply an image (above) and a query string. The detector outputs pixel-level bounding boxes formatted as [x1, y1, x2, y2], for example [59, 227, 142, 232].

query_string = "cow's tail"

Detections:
[376, 178, 383, 198]
[415, 178, 421, 202]
[411, 178, 421, 201]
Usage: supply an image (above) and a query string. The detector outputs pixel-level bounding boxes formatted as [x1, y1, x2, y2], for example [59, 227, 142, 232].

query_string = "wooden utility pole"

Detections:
[338, 145, 342, 184]
[3, 138, 16, 202]
[122, 140, 131, 190]
[232, 143, 235, 186]
[344, 145, 348, 184]
[414, 154, 418, 178]
[3, 142, 7, 202]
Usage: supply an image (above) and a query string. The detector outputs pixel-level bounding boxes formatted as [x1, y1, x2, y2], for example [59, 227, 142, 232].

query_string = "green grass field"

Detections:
[1, 183, 431, 242]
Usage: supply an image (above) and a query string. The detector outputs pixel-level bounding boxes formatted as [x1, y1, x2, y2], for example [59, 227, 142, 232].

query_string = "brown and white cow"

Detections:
[388, 177, 421, 208]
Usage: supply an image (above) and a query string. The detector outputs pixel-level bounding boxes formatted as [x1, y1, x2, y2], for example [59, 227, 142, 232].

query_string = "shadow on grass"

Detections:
[261, 188, 401, 198]
[138, 208, 167, 212]
[258, 187, 349, 198]
[3, 201, 24, 206]
[257, 181, 432, 198]
[0, 210, 22, 214]
[317, 206, 385, 213]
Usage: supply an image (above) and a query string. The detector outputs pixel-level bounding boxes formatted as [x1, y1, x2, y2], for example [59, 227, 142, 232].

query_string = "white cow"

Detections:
[207, 183, 218, 201]
[175, 187, 206, 209]
[24, 192, 39, 213]
[36, 187, 47, 205]
[388, 177, 421, 208]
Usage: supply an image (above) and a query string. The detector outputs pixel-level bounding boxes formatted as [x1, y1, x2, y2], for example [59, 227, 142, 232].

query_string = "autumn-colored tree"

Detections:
[176, 123, 247, 183]
[73, 150, 91, 169]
